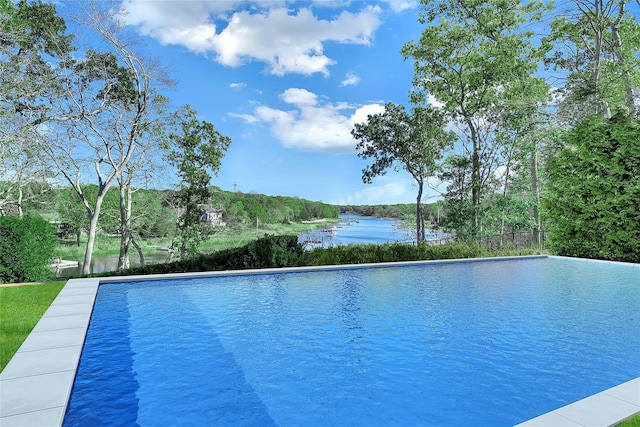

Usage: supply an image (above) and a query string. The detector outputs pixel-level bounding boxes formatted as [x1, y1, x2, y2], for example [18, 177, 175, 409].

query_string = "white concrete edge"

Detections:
[514, 377, 640, 427]
[548, 255, 640, 267]
[97, 254, 549, 283]
[0, 278, 100, 427]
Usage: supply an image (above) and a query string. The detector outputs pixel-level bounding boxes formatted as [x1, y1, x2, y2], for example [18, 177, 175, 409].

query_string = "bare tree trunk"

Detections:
[131, 233, 145, 266]
[82, 200, 102, 275]
[17, 185, 23, 217]
[608, 2, 636, 116]
[416, 181, 425, 243]
[468, 121, 481, 238]
[117, 179, 132, 270]
[530, 144, 541, 245]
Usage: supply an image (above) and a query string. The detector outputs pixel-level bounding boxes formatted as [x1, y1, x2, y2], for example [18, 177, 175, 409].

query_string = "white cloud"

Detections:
[230, 82, 246, 90]
[381, 0, 418, 13]
[335, 176, 444, 205]
[336, 181, 411, 205]
[331, 176, 443, 205]
[228, 112, 260, 124]
[427, 93, 445, 109]
[281, 88, 318, 106]
[234, 88, 385, 153]
[340, 72, 360, 87]
[119, 1, 381, 76]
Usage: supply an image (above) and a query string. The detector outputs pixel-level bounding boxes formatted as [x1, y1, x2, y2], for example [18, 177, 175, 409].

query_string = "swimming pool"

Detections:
[63, 257, 640, 426]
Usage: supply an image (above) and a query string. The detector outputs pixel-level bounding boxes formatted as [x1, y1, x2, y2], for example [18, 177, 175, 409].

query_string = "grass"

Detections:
[617, 414, 640, 427]
[53, 220, 342, 260]
[0, 282, 66, 372]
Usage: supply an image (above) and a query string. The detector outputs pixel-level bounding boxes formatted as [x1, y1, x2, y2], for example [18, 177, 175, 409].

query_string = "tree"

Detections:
[352, 102, 455, 242]
[0, 0, 72, 216]
[545, 0, 640, 121]
[37, 1, 173, 274]
[167, 106, 231, 259]
[114, 95, 172, 271]
[544, 113, 640, 262]
[402, 0, 551, 237]
[57, 187, 88, 246]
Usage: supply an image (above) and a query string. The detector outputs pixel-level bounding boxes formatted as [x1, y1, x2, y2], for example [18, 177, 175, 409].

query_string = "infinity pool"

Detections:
[64, 257, 640, 426]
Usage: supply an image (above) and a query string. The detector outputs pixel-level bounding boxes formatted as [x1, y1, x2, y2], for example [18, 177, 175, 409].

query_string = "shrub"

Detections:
[544, 114, 640, 263]
[305, 240, 489, 266]
[0, 215, 56, 283]
[106, 234, 306, 276]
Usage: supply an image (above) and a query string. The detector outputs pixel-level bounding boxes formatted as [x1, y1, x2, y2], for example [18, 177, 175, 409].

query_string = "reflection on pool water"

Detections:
[64, 257, 640, 426]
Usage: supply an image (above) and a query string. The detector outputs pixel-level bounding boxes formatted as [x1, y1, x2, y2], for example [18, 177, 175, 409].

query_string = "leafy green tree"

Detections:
[352, 102, 455, 242]
[0, 215, 56, 283]
[57, 187, 88, 246]
[402, 0, 551, 237]
[0, 0, 72, 216]
[167, 106, 231, 259]
[134, 190, 175, 238]
[438, 154, 474, 236]
[544, 113, 640, 262]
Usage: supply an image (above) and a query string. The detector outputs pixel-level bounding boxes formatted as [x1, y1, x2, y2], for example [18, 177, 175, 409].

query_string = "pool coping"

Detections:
[1, 255, 638, 426]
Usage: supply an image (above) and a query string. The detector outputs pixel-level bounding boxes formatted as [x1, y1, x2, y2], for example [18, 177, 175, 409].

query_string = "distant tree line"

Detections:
[0, 182, 339, 238]
[339, 203, 441, 224]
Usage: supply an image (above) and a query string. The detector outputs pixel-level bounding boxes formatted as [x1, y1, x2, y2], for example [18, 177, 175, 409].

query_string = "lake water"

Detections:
[55, 252, 169, 277]
[299, 214, 440, 247]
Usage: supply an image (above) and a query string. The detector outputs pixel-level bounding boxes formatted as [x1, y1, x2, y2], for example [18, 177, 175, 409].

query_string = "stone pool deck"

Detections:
[1, 257, 639, 426]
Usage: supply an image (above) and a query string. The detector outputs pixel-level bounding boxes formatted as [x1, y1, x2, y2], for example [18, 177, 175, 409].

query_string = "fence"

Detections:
[474, 231, 548, 249]
[422, 231, 547, 249]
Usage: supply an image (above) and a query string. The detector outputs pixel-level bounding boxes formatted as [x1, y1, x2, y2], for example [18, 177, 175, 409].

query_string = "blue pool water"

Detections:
[64, 257, 640, 426]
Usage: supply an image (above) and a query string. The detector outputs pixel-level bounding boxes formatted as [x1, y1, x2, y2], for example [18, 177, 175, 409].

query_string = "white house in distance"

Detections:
[201, 208, 226, 227]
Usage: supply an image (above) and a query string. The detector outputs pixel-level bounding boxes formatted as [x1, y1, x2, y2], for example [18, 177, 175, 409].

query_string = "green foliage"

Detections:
[341, 204, 417, 219]
[211, 190, 339, 224]
[0, 215, 56, 283]
[107, 235, 305, 276]
[403, 0, 551, 238]
[305, 241, 487, 266]
[544, 114, 640, 262]
[544, 3, 640, 120]
[167, 106, 231, 258]
[135, 190, 175, 238]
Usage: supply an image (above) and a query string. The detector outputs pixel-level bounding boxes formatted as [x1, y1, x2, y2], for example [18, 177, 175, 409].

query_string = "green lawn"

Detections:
[617, 414, 640, 427]
[0, 282, 65, 372]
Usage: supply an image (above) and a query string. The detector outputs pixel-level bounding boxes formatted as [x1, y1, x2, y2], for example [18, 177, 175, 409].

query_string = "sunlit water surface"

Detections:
[64, 257, 640, 426]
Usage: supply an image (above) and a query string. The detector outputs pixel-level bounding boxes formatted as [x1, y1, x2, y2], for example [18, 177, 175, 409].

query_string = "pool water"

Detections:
[64, 257, 640, 426]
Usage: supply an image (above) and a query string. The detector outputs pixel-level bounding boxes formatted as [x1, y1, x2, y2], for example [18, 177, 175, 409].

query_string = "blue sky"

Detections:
[113, 1, 639, 206]
[116, 0, 429, 205]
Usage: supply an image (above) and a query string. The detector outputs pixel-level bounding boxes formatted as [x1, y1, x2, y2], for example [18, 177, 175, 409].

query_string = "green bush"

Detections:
[305, 240, 489, 266]
[544, 114, 640, 263]
[106, 234, 306, 276]
[0, 215, 56, 283]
